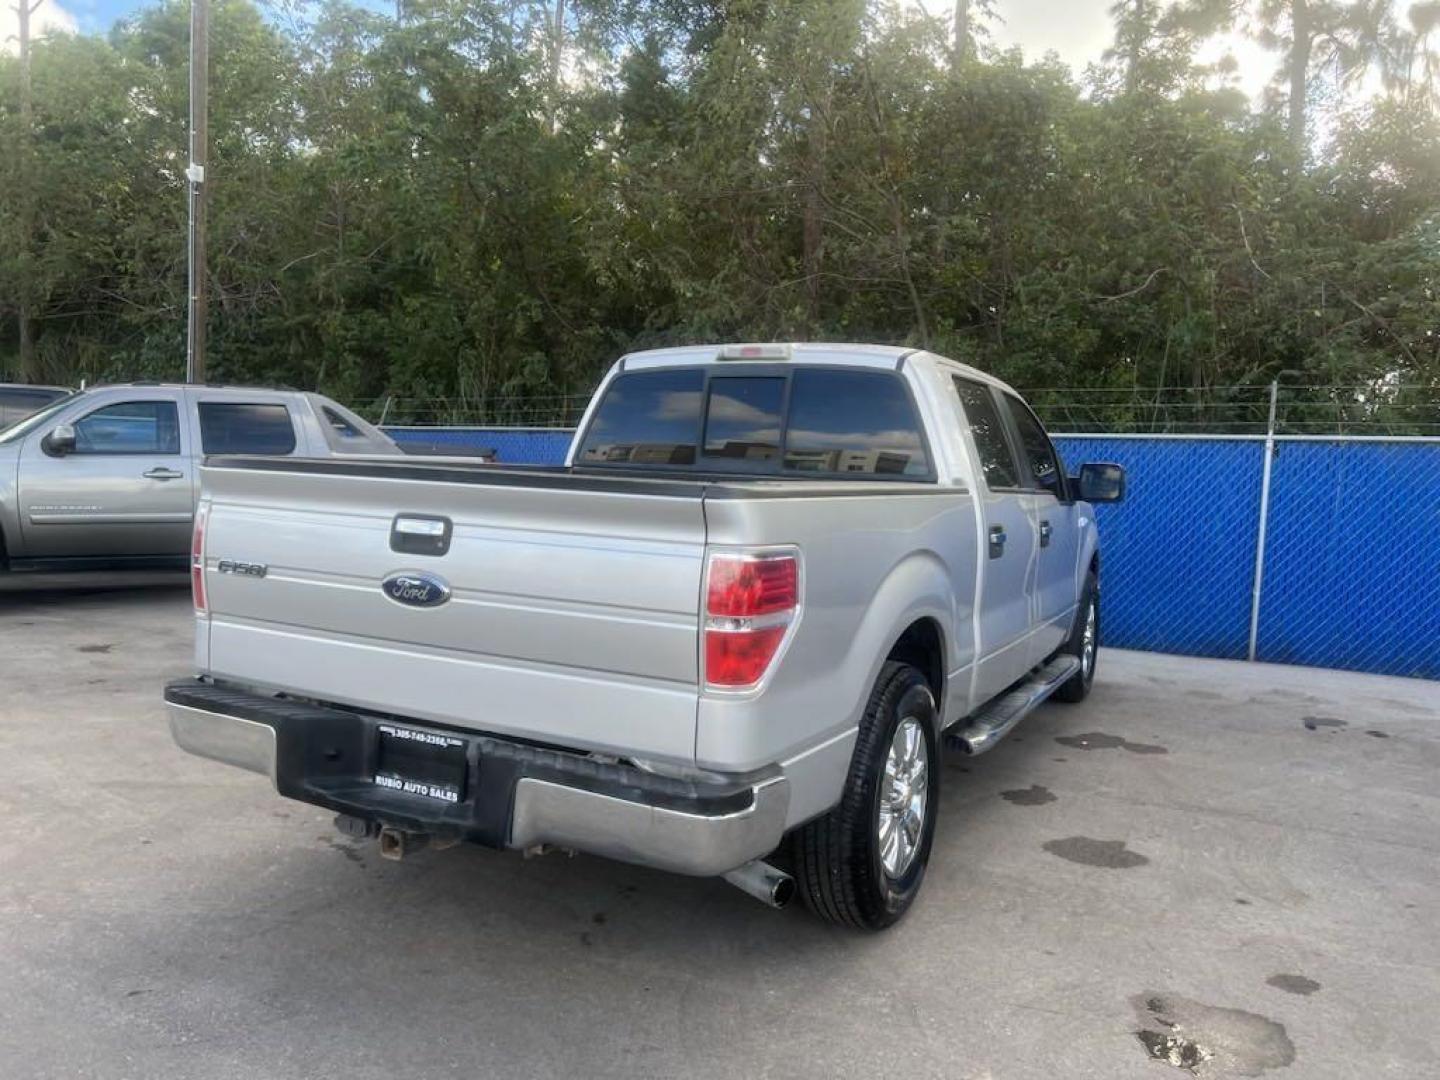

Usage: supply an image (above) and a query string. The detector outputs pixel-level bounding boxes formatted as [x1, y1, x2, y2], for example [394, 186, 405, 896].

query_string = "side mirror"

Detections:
[1077, 462, 1125, 503]
[43, 423, 77, 457]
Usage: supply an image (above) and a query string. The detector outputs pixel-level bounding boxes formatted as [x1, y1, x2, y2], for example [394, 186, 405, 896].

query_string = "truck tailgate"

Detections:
[198, 459, 707, 764]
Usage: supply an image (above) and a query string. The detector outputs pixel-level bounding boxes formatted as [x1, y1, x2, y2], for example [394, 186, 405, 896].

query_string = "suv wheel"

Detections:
[793, 661, 940, 931]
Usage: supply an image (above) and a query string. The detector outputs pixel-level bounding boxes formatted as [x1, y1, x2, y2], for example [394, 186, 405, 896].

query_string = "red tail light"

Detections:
[192, 503, 208, 614]
[704, 551, 799, 689]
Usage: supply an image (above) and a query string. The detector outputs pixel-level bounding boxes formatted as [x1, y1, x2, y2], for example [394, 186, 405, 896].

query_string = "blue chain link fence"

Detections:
[385, 426, 574, 464]
[384, 425, 1439, 681]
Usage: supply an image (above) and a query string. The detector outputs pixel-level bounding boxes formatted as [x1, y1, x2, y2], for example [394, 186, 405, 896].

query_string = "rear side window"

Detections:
[576, 368, 704, 465]
[952, 377, 1020, 489]
[1002, 394, 1065, 497]
[784, 369, 929, 476]
[74, 401, 181, 454]
[323, 406, 364, 438]
[198, 403, 297, 455]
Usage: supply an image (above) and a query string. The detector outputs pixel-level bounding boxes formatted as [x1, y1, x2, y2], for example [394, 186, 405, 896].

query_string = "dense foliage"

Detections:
[1, 0, 1437, 422]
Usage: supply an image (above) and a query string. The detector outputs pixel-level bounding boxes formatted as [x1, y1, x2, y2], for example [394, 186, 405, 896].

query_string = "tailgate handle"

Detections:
[391, 514, 452, 557]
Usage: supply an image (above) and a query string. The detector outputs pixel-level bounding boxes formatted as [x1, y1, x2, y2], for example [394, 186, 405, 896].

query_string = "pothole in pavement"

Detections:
[1131, 992, 1296, 1076]
[1137, 1029, 1213, 1072]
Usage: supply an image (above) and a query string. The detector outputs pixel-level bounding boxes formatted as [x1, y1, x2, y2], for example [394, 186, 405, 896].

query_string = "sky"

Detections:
[0, 0, 1318, 101]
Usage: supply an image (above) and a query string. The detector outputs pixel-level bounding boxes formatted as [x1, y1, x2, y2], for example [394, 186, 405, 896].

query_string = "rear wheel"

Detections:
[1054, 572, 1099, 703]
[793, 661, 940, 931]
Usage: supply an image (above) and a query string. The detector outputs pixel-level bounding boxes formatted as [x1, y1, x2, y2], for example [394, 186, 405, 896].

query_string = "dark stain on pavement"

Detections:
[1267, 974, 1320, 996]
[1054, 731, 1168, 755]
[1302, 716, 1346, 731]
[328, 840, 363, 865]
[1001, 784, 1057, 806]
[1365, 729, 1390, 739]
[1043, 836, 1148, 868]
[1132, 992, 1295, 1075]
[77, 643, 114, 654]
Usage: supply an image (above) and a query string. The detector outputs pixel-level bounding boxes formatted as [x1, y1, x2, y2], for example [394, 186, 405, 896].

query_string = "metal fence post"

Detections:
[1247, 381, 1279, 661]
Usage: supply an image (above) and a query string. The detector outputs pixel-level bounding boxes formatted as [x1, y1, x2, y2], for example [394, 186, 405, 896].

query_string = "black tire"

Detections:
[793, 661, 940, 931]
[1054, 572, 1099, 703]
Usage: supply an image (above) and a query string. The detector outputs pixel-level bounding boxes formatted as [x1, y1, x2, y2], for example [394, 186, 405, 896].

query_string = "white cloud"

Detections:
[1, 0, 77, 55]
[912, 0, 1275, 94]
[916, 0, 1426, 105]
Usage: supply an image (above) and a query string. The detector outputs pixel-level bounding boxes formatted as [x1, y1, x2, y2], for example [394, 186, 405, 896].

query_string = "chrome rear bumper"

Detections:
[165, 680, 789, 877]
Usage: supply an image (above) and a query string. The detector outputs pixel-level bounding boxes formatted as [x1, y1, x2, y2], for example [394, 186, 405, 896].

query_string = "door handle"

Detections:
[143, 467, 185, 481]
[1039, 520, 1052, 548]
[988, 525, 1007, 559]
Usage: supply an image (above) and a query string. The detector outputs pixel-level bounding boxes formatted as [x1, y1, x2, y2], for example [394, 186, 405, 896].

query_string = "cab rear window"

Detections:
[575, 369, 703, 465]
[576, 367, 931, 479]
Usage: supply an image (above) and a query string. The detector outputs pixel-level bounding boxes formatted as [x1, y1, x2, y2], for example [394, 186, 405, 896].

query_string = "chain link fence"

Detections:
[364, 382, 1440, 436]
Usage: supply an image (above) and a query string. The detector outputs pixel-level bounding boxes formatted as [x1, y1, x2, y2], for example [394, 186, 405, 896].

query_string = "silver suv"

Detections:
[0, 383, 400, 572]
[0, 384, 70, 429]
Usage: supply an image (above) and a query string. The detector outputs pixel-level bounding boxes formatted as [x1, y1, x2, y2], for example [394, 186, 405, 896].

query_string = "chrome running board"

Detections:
[946, 654, 1081, 756]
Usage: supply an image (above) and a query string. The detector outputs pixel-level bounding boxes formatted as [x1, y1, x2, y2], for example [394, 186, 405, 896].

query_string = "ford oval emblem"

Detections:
[382, 571, 451, 608]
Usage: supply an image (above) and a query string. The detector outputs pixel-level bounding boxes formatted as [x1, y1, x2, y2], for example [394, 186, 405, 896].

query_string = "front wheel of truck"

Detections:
[793, 661, 940, 931]
[1054, 572, 1099, 703]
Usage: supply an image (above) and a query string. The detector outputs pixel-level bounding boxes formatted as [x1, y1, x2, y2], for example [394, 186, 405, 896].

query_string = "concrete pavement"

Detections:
[1, 579, 1436, 1079]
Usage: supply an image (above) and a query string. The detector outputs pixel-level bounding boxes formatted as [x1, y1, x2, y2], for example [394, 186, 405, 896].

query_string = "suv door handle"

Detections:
[1039, 520, 1052, 548]
[143, 467, 185, 481]
[988, 525, 1007, 559]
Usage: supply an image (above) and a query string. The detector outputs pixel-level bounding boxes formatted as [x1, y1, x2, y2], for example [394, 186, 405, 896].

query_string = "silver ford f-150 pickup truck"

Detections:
[165, 344, 1124, 929]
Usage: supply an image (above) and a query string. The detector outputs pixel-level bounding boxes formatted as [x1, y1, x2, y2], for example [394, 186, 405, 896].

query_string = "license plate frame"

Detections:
[373, 723, 468, 804]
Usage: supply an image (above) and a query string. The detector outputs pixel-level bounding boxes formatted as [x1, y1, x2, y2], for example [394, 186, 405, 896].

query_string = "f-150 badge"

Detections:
[217, 560, 267, 578]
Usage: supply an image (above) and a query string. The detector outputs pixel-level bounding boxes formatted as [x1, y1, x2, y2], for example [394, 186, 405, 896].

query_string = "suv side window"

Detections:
[952, 377, 1020, 489]
[73, 401, 181, 454]
[198, 402, 297, 455]
[1002, 394, 1066, 499]
[0, 387, 65, 427]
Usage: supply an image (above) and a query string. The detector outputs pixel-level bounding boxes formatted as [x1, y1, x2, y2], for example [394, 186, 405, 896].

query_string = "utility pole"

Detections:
[953, 0, 969, 64]
[185, 0, 209, 383]
[14, 0, 42, 382]
[549, 0, 564, 133]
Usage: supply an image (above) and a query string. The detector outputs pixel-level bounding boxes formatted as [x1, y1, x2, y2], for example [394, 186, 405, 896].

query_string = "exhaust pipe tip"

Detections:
[771, 874, 796, 909]
[722, 860, 795, 909]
